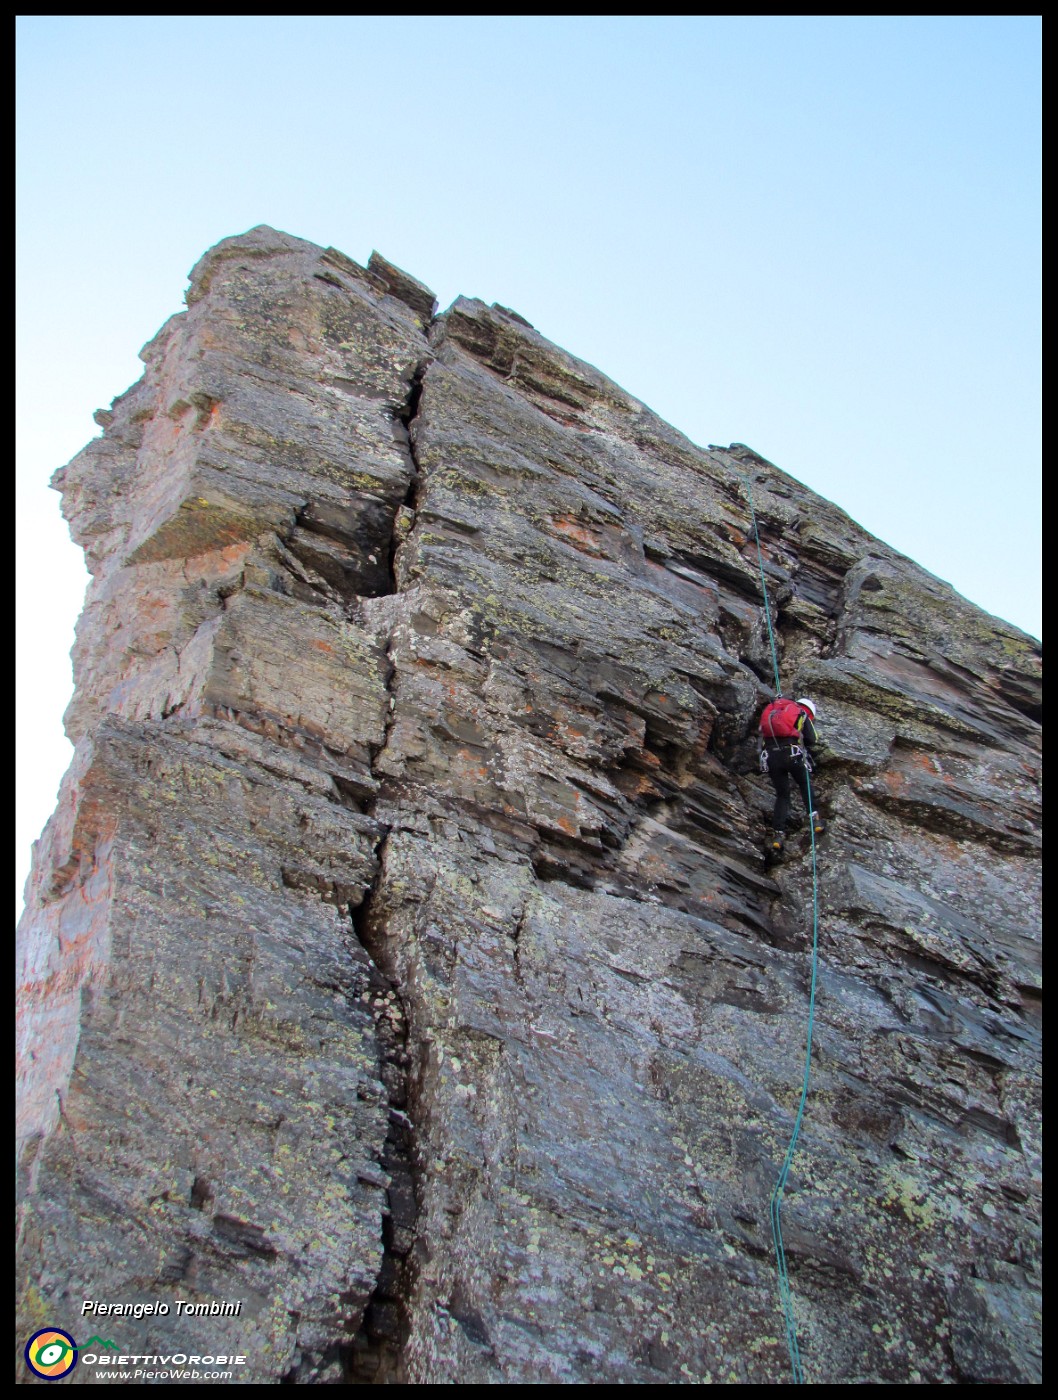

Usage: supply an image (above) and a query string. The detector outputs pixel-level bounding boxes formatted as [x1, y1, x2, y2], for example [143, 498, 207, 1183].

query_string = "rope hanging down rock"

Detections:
[739, 466, 821, 1385]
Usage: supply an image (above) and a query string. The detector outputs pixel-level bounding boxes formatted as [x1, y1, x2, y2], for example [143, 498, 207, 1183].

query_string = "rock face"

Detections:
[17, 227, 1041, 1384]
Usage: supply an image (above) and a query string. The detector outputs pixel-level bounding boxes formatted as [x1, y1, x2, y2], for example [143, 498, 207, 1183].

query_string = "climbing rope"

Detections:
[768, 766, 820, 1385]
[739, 466, 821, 1385]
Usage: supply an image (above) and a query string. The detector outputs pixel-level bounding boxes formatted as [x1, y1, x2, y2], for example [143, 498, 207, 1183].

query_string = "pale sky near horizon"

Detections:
[16, 15, 1041, 918]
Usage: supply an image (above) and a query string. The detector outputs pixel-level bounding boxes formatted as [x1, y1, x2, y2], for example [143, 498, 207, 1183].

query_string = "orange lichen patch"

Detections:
[138, 594, 174, 623]
[722, 524, 748, 546]
[909, 751, 939, 772]
[646, 690, 682, 716]
[456, 748, 492, 782]
[555, 814, 579, 836]
[637, 852, 670, 881]
[182, 539, 252, 581]
[311, 640, 335, 654]
[217, 539, 252, 569]
[897, 749, 958, 787]
[548, 514, 607, 557]
[883, 769, 907, 796]
[691, 720, 715, 757]
[452, 744, 490, 771]
[616, 771, 663, 801]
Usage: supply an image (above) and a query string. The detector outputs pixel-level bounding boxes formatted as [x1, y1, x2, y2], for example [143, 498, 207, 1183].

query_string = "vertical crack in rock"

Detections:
[345, 858, 418, 1383]
[342, 355, 433, 1383]
[388, 359, 430, 591]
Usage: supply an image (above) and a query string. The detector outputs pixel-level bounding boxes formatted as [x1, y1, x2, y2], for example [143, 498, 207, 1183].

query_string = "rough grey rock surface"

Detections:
[17, 227, 1041, 1384]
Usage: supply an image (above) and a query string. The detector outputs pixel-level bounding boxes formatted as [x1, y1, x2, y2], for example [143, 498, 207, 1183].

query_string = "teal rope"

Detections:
[767, 767, 821, 1385]
[741, 471, 782, 697]
[739, 464, 821, 1384]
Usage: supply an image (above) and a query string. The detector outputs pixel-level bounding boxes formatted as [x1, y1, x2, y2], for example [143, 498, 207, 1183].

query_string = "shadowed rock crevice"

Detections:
[389, 359, 431, 592]
[346, 858, 420, 1384]
[280, 349, 434, 610]
[339, 352, 438, 1382]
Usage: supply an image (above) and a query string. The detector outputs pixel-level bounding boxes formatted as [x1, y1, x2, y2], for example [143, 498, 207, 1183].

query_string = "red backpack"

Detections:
[759, 698, 805, 742]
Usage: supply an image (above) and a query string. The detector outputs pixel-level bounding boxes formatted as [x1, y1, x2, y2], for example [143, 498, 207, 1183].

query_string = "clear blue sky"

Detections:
[16, 16, 1041, 915]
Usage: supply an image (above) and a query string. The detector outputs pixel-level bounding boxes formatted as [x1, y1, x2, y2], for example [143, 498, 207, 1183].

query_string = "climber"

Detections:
[759, 696, 831, 857]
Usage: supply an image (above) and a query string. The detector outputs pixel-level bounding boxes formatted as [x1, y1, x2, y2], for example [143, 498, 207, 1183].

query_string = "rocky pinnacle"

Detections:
[16, 227, 1041, 1383]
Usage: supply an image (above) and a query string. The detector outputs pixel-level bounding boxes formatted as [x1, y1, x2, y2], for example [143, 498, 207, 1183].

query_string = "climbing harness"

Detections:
[740, 467, 822, 1385]
[761, 742, 810, 776]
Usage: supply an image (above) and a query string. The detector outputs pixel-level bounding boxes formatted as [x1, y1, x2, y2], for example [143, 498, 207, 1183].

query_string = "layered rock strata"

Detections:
[17, 227, 1041, 1384]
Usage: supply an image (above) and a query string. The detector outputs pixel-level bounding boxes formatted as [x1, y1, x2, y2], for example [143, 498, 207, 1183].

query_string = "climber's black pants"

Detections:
[764, 745, 813, 832]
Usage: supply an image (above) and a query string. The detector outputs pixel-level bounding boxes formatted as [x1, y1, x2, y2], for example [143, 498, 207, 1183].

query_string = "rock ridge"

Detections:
[17, 226, 1040, 1384]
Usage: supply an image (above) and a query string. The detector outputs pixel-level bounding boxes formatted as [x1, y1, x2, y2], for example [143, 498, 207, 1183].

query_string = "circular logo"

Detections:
[25, 1328, 78, 1380]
